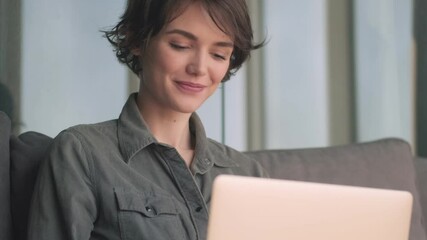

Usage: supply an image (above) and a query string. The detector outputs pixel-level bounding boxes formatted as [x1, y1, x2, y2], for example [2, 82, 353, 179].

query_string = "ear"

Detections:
[131, 47, 142, 56]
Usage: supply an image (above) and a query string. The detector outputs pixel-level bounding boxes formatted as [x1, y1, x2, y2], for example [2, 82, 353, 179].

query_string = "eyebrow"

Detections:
[165, 29, 234, 48]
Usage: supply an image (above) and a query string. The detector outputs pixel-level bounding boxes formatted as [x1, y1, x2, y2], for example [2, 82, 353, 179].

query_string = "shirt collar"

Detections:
[190, 114, 238, 174]
[118, 93, 238, 169]
[118, 93, 156, 162]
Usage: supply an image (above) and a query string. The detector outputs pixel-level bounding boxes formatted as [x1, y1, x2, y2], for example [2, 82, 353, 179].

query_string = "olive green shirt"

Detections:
[28, 93, 267, 240]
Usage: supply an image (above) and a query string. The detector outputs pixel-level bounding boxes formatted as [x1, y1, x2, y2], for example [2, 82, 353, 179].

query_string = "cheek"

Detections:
[146, 43, 184, 77]
[211, 64, 229, 83]
[153, 51, 182, 74]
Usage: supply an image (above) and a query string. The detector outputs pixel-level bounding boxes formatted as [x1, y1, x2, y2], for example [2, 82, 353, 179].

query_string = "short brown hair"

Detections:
[104, 0, 264, 82]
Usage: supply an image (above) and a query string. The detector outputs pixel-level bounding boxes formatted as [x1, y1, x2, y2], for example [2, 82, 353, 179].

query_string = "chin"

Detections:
[173, 102, 204, 114]
[176, 106, 200, 114]
[172, 96, 207, 113]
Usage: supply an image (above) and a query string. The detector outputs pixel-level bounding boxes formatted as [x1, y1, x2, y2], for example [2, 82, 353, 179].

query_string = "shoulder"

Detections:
[67, 119, 117, 138]
[38, 122, 120, 185]
[206, 138, 268, 177]
[55, 119, 118, 146]
[46, 119, 119, 165]
[206, 138, 251, 162]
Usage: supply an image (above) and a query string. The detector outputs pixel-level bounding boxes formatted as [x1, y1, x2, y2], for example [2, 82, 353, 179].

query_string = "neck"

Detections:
[136, 92, 193, 150]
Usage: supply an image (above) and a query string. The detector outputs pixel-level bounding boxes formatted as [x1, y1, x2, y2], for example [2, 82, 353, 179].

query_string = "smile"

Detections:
[175, 81, 206, 93]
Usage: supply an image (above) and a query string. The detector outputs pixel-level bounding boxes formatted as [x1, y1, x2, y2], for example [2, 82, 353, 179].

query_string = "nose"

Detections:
[186, 51, 207, 76]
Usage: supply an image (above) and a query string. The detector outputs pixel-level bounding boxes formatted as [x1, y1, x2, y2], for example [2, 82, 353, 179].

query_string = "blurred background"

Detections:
[1, 0, 426, 156]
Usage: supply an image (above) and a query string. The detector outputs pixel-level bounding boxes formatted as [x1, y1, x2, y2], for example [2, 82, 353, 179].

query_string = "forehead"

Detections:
[164, 2, 234, 41]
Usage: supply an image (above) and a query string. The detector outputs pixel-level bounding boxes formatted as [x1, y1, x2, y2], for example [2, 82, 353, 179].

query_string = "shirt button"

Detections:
[146, 207, 153, 212]
[195, 206, 203, 212]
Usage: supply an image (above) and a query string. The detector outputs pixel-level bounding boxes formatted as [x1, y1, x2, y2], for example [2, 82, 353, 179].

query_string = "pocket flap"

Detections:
[114, 188, 178, 217]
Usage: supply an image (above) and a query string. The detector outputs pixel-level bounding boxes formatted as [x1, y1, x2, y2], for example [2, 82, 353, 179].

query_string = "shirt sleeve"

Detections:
[27, 130, 98, 240]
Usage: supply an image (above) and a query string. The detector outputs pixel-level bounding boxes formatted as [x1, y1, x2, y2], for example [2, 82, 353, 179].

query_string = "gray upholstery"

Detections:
[416, 157, 427, 233]
[1, 109, 427, 240]
[10, 132, 52, 240]
[0, 112, 12, 240]
[246, 139, 426, 240]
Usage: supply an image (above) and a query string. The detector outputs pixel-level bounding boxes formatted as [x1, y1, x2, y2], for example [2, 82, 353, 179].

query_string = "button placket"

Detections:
[145, 206, 154, 215]
[161, 148, 210, 239]
[195, 206, 203, 212]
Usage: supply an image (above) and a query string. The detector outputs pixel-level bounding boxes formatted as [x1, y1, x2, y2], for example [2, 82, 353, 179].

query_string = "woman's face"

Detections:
[137, 2, 233, 114]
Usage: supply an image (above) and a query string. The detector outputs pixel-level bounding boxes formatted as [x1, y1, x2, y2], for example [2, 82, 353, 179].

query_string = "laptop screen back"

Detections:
[207, 175, 413, 240]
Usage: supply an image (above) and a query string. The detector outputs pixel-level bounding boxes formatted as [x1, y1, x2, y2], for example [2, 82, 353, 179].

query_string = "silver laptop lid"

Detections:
[207, 175, 413, 240]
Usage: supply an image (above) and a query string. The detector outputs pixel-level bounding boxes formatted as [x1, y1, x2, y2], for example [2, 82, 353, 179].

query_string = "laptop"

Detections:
[206, 175, 413, 240]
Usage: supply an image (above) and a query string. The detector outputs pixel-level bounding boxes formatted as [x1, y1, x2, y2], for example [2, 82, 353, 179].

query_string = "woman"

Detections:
[28, 0, 267, 239]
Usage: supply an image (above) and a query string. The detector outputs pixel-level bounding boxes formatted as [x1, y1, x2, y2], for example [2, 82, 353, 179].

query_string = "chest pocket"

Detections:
[114, 188, 185, 240]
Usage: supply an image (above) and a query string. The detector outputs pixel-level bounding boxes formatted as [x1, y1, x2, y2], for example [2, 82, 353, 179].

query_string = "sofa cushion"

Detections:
[10, 132, 53, 240]
[246, 138, 426, 240]
[415, 157, 427, 233]
[0, 112, 12, 240]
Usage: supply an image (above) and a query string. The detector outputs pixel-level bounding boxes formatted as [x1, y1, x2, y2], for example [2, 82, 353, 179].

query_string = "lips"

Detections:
[175, 81, 206, 93]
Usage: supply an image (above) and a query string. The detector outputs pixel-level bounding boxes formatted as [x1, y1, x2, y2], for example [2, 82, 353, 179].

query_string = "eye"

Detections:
[169, 42, 189, 50]
[212, 53, 227, 61]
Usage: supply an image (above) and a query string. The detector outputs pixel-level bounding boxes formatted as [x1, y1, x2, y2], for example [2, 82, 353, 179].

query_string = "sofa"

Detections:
[1, 111, 426, 240]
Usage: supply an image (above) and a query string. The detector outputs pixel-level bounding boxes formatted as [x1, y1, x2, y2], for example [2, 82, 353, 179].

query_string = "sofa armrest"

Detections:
[10, 131, 53, 240]
[0, 111, 12, 240]
[415, 157, 427, 232]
